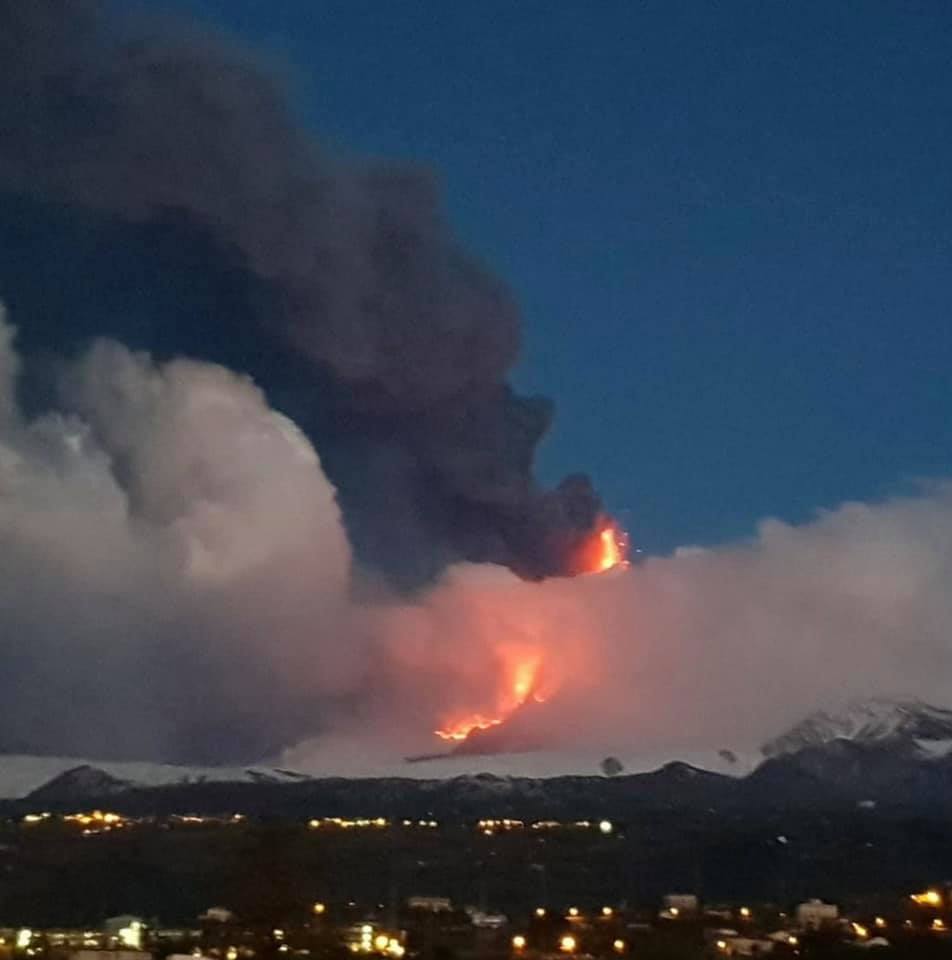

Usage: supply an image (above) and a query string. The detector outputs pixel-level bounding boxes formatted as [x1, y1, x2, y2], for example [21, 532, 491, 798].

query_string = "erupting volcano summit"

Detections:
[429, 518, 630, 754]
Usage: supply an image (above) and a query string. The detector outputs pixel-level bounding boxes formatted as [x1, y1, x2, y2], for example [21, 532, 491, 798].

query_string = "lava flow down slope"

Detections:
[405, 519, 630, 760]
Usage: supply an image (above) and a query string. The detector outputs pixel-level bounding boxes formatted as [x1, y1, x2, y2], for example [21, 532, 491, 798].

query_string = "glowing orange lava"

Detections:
[596, 526, 624, 572]
[575, 518, 630, 575]
[434, 521, 629, 744]
[435, 648, 546, 743]
[435, 715, 503, 742]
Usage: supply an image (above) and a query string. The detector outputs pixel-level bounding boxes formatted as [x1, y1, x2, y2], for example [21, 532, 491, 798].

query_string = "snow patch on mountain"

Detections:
[762, 697, 952, 757]
[0, 747, 760, 802]
[912, 739, 952, 760]
[282, 735, 761, 781]
[0, 755, 311, 800]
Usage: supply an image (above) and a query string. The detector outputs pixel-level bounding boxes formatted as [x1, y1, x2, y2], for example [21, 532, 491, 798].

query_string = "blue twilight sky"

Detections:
[167, 0, 952, 554]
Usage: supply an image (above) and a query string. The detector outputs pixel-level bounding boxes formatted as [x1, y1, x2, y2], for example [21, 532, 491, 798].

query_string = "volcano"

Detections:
[406, 698, 554, 763]
[449, 697, 554, 756]
[414, 518, 630, 763]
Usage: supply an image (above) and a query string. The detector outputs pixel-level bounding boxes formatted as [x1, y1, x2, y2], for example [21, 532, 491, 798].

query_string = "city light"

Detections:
[787, 936, 799, 946]
[313, 902, 326, 915]
[16, 930, 32, 949]
[739, 907, 751, 918]
[602, 907, 614, 918]
[512, 935, 526, 950]
[535, 908, 546, 918]
[912, 890, 943, 907]
[598, 820, 614, 835]
[933, 919, 946, 931]
[479, 819, 525, 833]
[716, 941, 728, 951]
[308, 817, 391, 830]
[374, 934, 390, 950]
[118, 921, 143, 950]
[568, 907, 580, 918]
[560, 935, 577, 953]
[875, 917, 887, 929]
[613, 939, 625, 953]
[852, 923, 869, 940]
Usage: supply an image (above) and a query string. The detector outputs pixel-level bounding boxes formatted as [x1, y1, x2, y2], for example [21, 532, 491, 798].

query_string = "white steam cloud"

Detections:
[0, 307, 355, 761]
[1, 301, 951, 768]
[292, 478, 952, 772]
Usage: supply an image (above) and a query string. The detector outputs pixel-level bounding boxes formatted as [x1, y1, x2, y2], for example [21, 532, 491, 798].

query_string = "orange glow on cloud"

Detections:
[435, 646, 547, 742]
[595, 525, 626, 572]
[568, 517, 630, 577]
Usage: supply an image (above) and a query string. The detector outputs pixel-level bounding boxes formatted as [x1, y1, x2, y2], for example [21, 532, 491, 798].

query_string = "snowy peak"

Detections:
[28, 765, 133, 804]
[0, 754, 315, 801]
[762, 698, 952, 757]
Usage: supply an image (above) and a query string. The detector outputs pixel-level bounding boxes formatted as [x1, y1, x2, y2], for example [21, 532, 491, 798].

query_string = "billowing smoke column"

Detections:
[0, 309, 356, 762]
[0, 0, 603, 588]
[291, 481, 952, 775]
[3, 1, 950, 773]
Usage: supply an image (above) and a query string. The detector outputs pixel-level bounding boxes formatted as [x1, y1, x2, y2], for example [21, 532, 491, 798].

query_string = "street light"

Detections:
[560, 935, 577, 953]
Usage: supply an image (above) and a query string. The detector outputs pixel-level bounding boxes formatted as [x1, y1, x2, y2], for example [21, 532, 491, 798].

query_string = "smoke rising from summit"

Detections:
[0, 0, 602, 587]
[289, 481, 952, 772]
[3, 305, 952, 766]
[0, 1, 950, 769]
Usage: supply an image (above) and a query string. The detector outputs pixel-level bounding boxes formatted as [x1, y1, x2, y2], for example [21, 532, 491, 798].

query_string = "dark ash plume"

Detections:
[0, 0, 602, 587]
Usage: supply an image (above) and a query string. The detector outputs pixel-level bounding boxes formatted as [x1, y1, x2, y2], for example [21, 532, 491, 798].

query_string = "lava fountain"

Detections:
[435, 647, 547, 742]
[576, 517, 630, 575]
[432, 518, 629, 748]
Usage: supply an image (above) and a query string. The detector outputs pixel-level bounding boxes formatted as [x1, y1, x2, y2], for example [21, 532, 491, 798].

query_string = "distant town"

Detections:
[4, 873, 952, 960]
[3, 808, 952, 960]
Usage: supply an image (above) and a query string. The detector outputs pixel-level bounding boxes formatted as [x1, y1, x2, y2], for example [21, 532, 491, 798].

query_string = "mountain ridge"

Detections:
[8, 697, 952, 817]
[762, 697, 952, 757]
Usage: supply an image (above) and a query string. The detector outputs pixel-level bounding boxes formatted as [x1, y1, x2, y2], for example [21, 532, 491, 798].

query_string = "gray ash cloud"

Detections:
[0, 0, 603, 589]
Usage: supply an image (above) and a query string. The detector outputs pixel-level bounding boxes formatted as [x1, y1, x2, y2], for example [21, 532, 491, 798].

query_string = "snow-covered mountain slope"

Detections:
[0, 754, 311, 800]
[282, 736, 761, 781]
[761, 697, 952, 758]
[14, 698, 952, 803]
[400, 747, 760, 780]
[0, 745, 760, 800]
